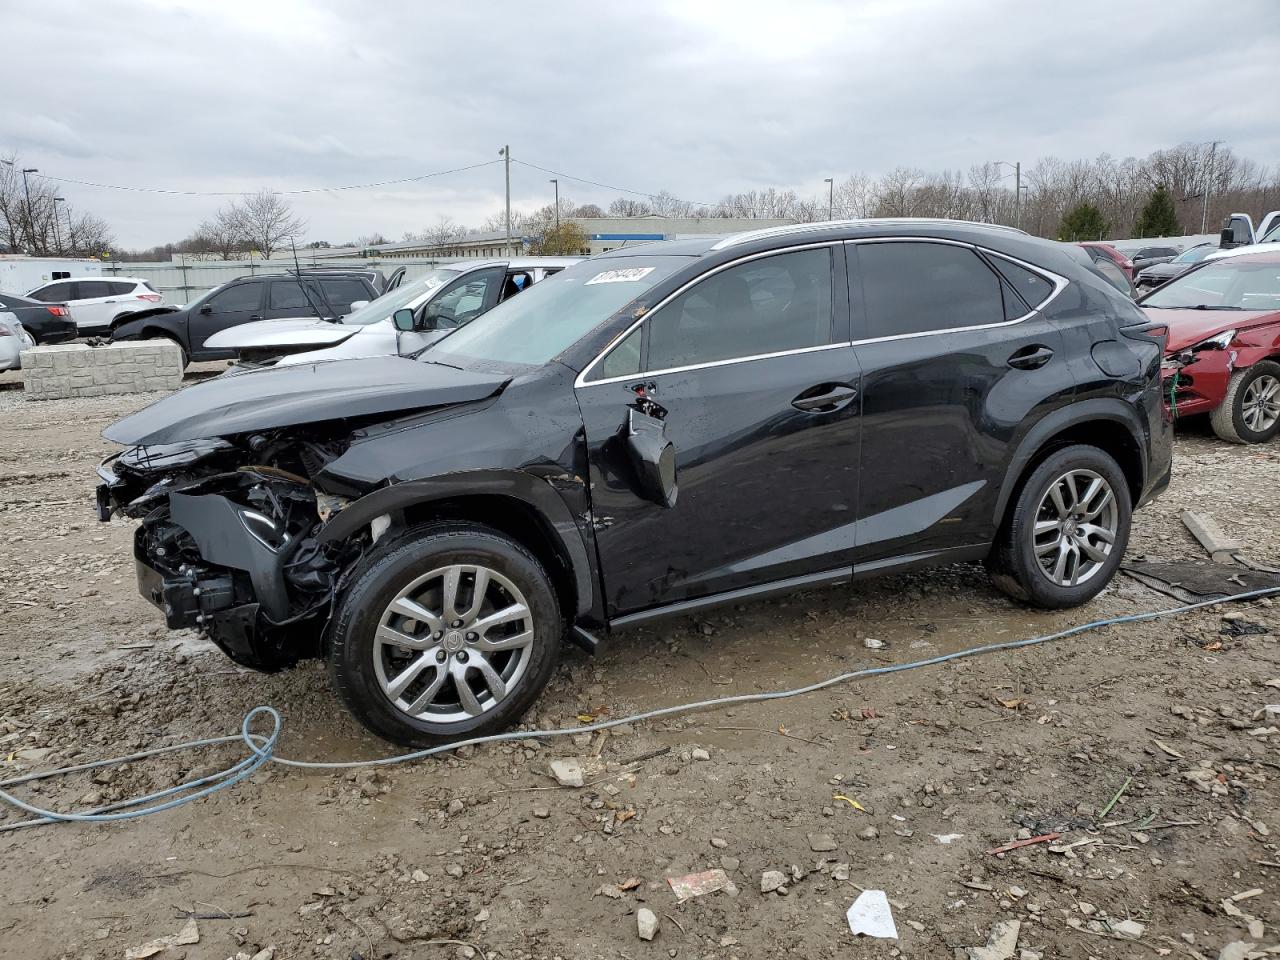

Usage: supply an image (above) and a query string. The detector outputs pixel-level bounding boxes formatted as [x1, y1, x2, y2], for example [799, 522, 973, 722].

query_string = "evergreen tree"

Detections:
[1134, 185, 1180, 237]
[1058, 203, 1108, 241]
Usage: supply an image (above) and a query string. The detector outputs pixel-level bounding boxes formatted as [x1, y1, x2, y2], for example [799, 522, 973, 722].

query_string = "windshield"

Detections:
[1173, 245, 1214, 264]
[1143, 258, 1280, 311]
[340, 269, 458, 326]
[428, 257, 689, 368]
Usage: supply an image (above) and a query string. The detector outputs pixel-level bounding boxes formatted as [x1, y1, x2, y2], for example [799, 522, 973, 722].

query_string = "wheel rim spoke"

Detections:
[452, 669, 484, 716]
[472, 657, 508, 702]
[477, 628, 534, 653]
[404, 667, 448, 714]
[377, 623, 434, 652]
[385, 651, 436, 700]
[388, 596, 443, 634]
[473, 602, 529, 635]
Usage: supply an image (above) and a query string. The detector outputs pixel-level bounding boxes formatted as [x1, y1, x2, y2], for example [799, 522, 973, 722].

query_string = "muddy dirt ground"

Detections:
[0, 370, 1278, 960]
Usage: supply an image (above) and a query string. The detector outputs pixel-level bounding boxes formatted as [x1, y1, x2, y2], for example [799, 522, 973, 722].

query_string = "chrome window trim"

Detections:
[575, 241, 840, 388]
[844, 238, 1068, 347]
[574, 236, 1070, 387]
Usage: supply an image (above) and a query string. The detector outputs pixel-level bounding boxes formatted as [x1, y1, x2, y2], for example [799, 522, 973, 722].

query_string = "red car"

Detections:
[1143, 250, 1280, 443]
[1079, 242, 1136, 283]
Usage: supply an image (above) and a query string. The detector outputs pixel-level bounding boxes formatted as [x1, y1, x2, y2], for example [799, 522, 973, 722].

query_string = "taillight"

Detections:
[137, 293, 162, 302]
[46, 305, 69, 317]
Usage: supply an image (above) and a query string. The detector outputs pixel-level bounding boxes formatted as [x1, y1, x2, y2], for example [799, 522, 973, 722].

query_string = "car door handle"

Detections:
[791, 383, 858, 412]
[1007, 345, 1055, 370]
[249, 315, 264, 321]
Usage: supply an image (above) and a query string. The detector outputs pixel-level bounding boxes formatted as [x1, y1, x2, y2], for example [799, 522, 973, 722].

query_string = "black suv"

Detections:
[97, 221, 1172, 745]
[110, 271, 379, 365]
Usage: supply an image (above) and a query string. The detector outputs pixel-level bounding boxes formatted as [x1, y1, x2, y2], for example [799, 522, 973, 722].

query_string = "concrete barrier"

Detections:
[21, 341, 184, 400]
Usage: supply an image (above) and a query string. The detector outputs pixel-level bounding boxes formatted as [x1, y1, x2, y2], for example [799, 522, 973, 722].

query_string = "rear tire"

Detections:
[987, 444, 1131, 609]
[328, 523, 562, 747]
[1209, 361, 1280, 444]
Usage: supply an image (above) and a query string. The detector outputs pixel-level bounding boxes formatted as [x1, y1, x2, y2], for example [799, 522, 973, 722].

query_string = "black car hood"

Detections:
[104, 356, 509, 445]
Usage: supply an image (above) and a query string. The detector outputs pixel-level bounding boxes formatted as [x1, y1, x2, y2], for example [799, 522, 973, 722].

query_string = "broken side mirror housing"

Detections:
[392, 308, 415, 332]
[626, 407, 678, 508]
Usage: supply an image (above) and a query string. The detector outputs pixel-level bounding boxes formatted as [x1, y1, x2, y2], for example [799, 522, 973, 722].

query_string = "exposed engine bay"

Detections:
[97, 430, 364, 670]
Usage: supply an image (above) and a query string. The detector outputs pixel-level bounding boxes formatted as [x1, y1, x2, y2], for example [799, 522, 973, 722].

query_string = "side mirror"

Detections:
[199, 304, 213, 314]
[626, 407, 678, 508]
[1220, 228, 1233, 247]
[393, 308, 416, 332]
[349, 300, 369, 311]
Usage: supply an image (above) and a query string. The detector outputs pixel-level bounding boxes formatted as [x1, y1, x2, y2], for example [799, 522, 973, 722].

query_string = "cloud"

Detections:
[1, 0, 1276, 247]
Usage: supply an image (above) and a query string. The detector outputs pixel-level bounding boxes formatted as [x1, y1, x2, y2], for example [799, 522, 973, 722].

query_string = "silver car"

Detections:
[0, 311, 35, 371]
[204, 258, 580, 365]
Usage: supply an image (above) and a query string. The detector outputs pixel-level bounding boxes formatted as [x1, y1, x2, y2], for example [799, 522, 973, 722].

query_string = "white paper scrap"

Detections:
[847, 889, 898, 939]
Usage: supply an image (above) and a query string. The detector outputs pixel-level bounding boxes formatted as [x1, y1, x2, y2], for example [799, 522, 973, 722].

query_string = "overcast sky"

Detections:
[4, 0, 1278, 249]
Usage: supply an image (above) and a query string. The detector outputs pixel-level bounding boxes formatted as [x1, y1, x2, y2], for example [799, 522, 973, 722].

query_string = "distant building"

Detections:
[283, 216, 797, 262]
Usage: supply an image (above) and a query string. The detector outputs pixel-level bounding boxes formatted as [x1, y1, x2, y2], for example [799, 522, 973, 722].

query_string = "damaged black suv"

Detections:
[97, 221, 1172, 746]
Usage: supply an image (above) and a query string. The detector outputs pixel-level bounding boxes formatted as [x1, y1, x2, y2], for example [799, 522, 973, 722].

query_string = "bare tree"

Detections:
[196, 203, 248, 260]
[607, 197, 651, 218]
[235, 190, 305, 258]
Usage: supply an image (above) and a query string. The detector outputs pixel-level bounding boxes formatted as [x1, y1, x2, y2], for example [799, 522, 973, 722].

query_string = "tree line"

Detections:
[13, 139, 1280, 263]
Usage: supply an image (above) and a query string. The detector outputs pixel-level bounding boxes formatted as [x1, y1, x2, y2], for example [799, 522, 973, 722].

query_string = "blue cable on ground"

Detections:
[2, 585, 1278, 832]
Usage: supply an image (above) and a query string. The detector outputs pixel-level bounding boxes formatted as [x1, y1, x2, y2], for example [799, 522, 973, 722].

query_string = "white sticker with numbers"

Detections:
[584, 267, 656, 285]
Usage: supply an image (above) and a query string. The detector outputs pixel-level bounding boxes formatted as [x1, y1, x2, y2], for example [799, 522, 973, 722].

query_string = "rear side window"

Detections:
[77, 280, 112, 299]
[269, 280, 313, 310]
[647, 247, 834, 371]
[987, 255, 1054, 310]
[857, 242, 1004, 338]
[30, 281, 72, 301]
[109, 281, 137, 295]
[319, 279, 371, 309]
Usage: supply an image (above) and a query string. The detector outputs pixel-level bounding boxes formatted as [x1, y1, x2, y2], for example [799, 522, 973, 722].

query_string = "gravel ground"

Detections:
[0, 380, 1278, 960]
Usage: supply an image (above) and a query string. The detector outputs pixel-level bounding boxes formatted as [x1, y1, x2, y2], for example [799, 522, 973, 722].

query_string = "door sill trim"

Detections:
[608, 566, 853, 630]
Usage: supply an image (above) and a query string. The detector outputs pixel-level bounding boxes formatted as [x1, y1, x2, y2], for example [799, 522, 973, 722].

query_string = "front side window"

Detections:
[857, 242, 1005, 338]
[646, 247, 834, 371]
[423, 272, 502, 329]
[208, 281, 263, 312]
[594, 326, 643, 380]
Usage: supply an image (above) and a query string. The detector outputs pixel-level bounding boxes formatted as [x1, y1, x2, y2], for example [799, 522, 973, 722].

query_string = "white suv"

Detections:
[26, 277, 163, 335]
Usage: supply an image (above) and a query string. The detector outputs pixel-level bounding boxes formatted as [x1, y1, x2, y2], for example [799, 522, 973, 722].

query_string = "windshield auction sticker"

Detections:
[584, 267, 656, 285]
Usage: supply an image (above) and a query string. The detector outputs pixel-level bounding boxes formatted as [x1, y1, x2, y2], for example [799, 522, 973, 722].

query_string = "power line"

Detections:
[32, 159, 505, 197]
[512, 158, 721, 209]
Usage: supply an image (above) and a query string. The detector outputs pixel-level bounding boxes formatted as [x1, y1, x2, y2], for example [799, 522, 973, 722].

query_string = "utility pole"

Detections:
[499, 145, 511, 255]
[550, 178, 559, 233]
[52, 196, 65, 254]
[21, 168, 38, 254]
[995, 160, 1021, 229]
[824, 178, 834, 221]
[1200, 140, 1223, 235]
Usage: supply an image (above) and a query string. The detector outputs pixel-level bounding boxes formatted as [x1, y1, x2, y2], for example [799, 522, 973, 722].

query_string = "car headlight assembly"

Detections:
[1193, 330, 1236, 351]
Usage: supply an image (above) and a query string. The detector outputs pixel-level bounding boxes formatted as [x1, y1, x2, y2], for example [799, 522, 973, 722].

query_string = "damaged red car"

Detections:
[1144, 251, 1280, 444]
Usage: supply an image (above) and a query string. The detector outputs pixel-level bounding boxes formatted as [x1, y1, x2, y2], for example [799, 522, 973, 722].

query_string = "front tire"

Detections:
[328, 523, 562, 747]
[1210, 361, 1280, 444]
[987, 445, 1131, 609]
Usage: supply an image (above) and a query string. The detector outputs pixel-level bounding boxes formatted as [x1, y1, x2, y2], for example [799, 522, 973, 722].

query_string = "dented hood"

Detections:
[1150, 307, 1280, 352]
[104, 355, 509, 445]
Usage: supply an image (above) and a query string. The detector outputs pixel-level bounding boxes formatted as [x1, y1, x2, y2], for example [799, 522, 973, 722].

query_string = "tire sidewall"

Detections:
[329, 526, 561, 746]
[1006, 446, 1132, 608]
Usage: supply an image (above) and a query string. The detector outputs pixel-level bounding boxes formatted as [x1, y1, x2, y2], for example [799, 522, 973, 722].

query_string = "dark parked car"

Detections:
[111, 271, 379, 365]
[1129, 245, 1182, 275]
[1134, 243, 1215, 291]
[0, 290, 78, 343]
[96, 221, 1172, 745]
